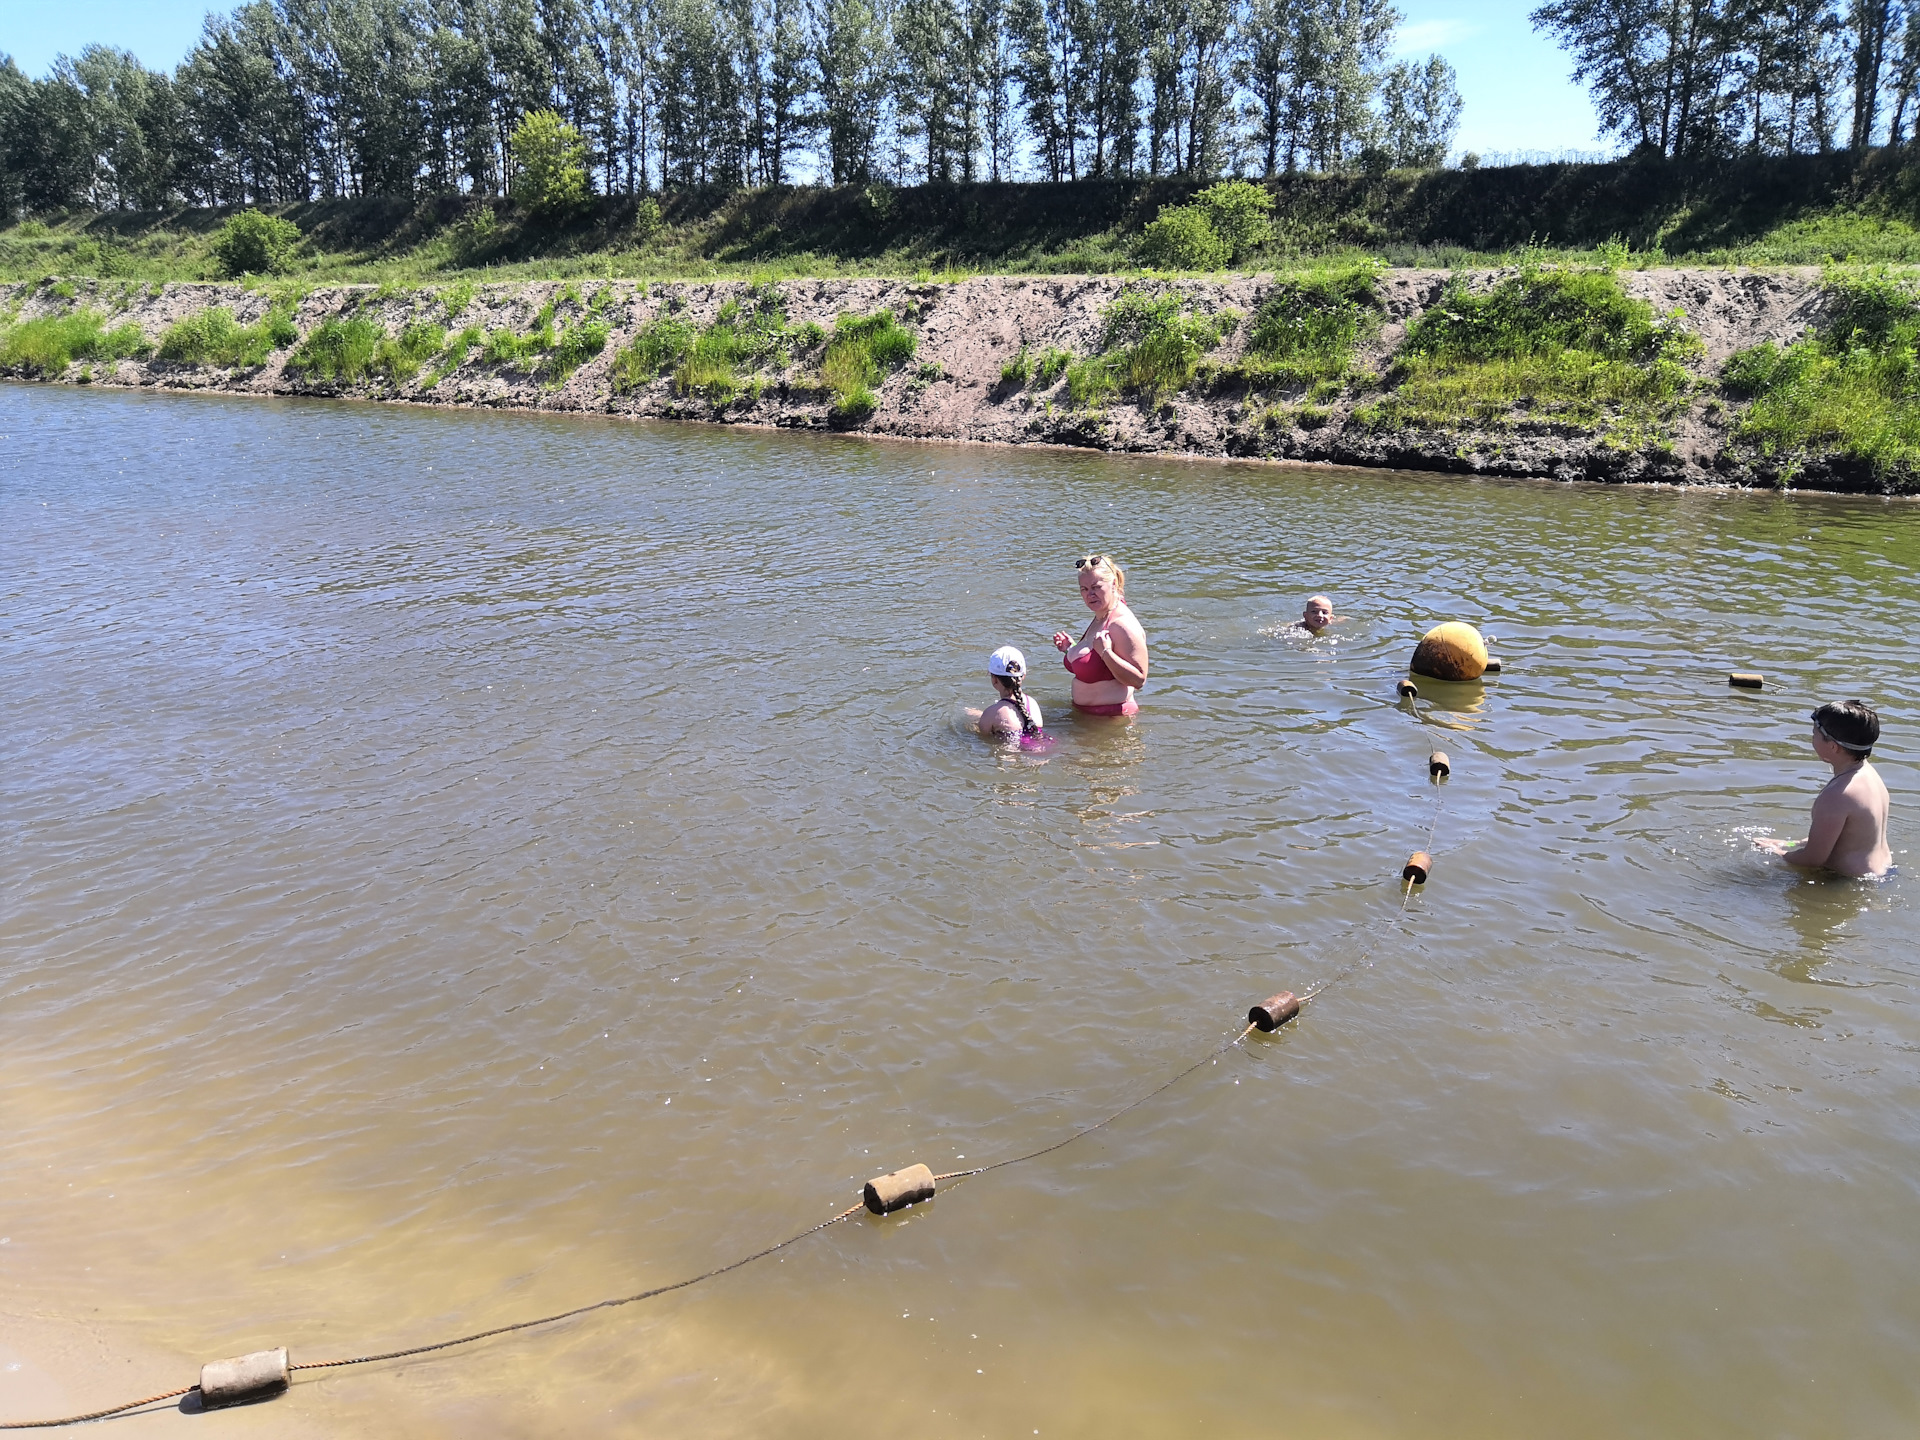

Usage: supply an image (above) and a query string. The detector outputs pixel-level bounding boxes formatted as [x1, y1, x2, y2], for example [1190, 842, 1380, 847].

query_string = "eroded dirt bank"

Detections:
[1, 267, 1878, 491]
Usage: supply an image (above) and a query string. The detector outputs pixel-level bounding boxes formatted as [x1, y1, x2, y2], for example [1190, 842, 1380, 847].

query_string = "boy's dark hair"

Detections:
[1812, 700, 1880, 756]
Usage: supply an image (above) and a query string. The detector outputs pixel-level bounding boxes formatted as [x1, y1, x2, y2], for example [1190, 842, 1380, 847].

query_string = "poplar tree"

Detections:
[813, 0, 893, 182]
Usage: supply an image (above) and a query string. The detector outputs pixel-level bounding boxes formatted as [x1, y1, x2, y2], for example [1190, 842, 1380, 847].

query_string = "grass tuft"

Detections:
[1240, 262, 1382, 385]
[427, 324, 485, 385]
[1724, 270, 1920, 479]
[157, 304, 297, 366]
[0, 309, 149, 375]
[1066, 287, 1237, 405]
[374, 321, 447, 381]
[671, 291, 794, 401]
[610, 314, 698, 392]
[822, 309, 915, 417]
[552, 319, 611, 382]
[287, 316, 381, 382]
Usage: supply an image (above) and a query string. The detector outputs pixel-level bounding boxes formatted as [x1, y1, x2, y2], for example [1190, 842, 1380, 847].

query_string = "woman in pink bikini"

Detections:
[1052, 553, 1149, 716]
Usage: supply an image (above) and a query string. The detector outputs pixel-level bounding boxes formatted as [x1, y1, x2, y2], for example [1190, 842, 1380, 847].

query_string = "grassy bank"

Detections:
[1723, 271, 1920, 480]
[15, 149, 1920, 287]
[1353, 265, 1701, 447]
[6, 262, 1920, 493]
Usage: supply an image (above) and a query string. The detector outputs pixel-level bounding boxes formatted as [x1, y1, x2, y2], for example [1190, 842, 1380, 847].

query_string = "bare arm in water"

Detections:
[1754, 762, 1891, 876]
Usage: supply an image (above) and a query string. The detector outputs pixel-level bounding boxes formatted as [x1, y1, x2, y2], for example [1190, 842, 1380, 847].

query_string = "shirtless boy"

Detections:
[1298, 595, 1338, 633]
[1754, 700, 1892, 877]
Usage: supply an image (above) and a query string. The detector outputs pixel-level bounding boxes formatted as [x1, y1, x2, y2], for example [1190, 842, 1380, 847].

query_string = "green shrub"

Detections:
[820, 308, 915, 413]
[72, 240, 134, 277]
[1723, 272, 1920, 477]
[1138, 205, 1229, 270]
[1355, 263, 1700, 435]
[511, 109, 590, 214]
[836, 308, 915, 367]
[1000, 347, 1030, 384]
[610, 315, 697, 391]
[157, 305, 297, 365]
[442, 281, 475, 320]
[1243, 263, 1382, 384]
[211, 209, 303, 278]
[0, 309, 149, 375]
[449, 207, 500, 264]
[1195, 180, 1275, 260]
[287, 316, 381, 381]
[632, 196, 664, 242]
[1399, 266, 1692, 367]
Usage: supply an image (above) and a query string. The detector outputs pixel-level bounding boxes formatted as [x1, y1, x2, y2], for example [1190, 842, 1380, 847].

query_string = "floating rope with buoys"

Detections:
[3, 645, 1479, 1429]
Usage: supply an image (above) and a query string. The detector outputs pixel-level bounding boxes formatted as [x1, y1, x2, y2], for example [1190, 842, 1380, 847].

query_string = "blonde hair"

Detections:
[1076, 553, 1126, 594]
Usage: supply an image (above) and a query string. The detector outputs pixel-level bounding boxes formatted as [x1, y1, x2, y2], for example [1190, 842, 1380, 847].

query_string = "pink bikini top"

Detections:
[1065, 645, 1116, 683]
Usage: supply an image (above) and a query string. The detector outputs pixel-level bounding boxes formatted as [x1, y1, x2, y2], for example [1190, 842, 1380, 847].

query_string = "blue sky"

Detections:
[2, 0, 1607, 158]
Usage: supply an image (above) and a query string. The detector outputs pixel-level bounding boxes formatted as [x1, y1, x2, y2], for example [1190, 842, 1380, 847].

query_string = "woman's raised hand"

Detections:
[1051, 630, 1073, 653]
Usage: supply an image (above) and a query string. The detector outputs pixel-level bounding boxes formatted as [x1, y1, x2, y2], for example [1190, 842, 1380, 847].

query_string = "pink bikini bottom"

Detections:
[1074, 701, 1139, 717]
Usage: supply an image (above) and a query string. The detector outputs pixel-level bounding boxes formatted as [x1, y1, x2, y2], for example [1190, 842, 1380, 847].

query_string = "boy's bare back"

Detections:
[1806, 761, 1892, 876]
[1755, 700, 1893, 878]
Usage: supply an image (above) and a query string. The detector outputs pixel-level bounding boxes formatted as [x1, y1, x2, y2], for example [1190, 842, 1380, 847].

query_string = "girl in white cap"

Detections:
[971, 645, 1046, 744]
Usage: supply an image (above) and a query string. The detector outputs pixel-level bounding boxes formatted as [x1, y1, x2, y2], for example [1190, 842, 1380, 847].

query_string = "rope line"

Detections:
[289, 1203, 866, 1372]
[934, 1022, 1259, 1185]
[0, 1388, 194, 1431]
[2, 729, 1458, 1428]
[1299, 780, 1445, 1004]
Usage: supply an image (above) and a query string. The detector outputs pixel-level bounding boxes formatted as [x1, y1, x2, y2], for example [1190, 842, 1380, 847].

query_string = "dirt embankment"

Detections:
[0, 268, 1866, 490]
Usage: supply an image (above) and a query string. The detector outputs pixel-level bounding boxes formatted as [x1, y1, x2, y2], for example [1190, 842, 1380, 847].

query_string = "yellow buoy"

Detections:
[1410, 622, 1488, 682]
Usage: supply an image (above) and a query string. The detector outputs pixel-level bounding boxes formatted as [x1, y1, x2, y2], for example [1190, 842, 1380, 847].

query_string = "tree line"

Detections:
[0, 0, 1462, 214]
[1533, 0, 1920, 158]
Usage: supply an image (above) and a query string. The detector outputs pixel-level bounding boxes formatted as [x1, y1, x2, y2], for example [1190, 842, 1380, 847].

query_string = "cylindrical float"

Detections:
[1396, 679, 1419, 699]
[1484, 658, 1502, 674]
[1428, 750, 1451, 778]
[1248, 992, 1301, 1032]
[864, 1164, 936, 1215]
[1402, 851, 1432, 884]
[1410, 623, 1488, 682]
[1729, 672, 1764, 690]
[199, 1349, 289, 1409]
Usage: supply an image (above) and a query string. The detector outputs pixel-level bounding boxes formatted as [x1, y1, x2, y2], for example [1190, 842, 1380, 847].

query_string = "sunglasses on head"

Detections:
[1075, 554, 1108, 571]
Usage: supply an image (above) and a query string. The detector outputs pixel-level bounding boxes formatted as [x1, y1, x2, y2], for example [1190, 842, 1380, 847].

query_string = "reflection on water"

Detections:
[2, 383, 1918, 1438]
[1404, 677, 1491, 732]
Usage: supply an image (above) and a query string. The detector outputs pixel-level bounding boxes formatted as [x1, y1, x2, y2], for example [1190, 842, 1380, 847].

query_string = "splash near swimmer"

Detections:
[970, 646, 1055, 751]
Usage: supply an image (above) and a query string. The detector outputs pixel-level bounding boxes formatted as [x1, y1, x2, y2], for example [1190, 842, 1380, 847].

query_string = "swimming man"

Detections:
[1753, 700, 1892, 877]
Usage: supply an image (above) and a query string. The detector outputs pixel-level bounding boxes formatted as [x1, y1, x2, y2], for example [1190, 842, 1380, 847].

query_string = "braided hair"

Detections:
[1001, 671, 1041, 739]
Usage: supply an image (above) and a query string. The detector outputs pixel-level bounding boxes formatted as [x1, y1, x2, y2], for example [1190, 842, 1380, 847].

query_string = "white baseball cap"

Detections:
[987, 646, 1027, 678]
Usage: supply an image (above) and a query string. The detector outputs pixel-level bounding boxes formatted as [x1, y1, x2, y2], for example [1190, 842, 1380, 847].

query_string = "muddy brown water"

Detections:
[3, 383, 1917, 1438]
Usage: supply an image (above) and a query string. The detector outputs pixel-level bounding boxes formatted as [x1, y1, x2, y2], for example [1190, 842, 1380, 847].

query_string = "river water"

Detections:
[3, 382, 1916, 1438]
